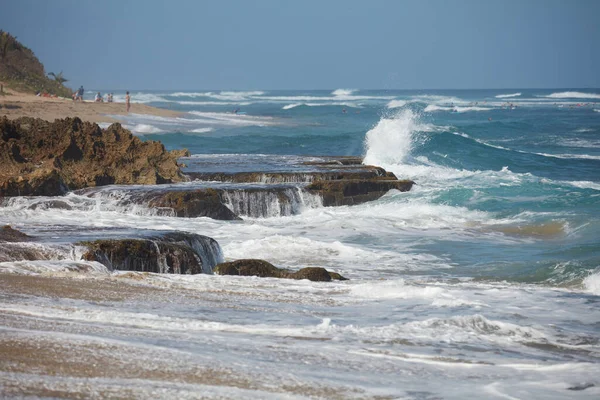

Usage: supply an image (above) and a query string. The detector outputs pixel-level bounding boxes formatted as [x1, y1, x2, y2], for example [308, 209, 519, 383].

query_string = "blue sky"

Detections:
[1, 0, 598, 90]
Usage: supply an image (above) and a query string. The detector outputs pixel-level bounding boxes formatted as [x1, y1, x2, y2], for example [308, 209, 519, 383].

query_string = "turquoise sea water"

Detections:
[1, 88, 600, 398]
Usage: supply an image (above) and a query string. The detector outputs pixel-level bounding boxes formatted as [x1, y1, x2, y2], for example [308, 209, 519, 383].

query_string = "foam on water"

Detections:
[111, 92, 169, 103]
[583, 271, 600, 295]
[387, 99, 407, 109]
[542, 91, 600, 99]
[495, 92, 522, 98]
[363, 109, 421, 166]
[170, 91, 265, 101]
[123, 123, 163, 134]
[425, 105, 492, 112]
[190, 127, 214, 133]
[331, 88, 356, 96]
[188, 111, 279, 126]
[0, 259, 109, 275]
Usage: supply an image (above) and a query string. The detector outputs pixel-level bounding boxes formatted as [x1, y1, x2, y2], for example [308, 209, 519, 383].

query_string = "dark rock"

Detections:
[0, 168, 69, 197]
[307, 179, 414, 206]
[28, 199, 73, 210]
[0, 225, 33, 242]
[80, 232, 222, 274]
[214, 259, 348, 281]
[214, 259, 284, 278]
[290, 267, 332, 282]
[0, 116, 188, 196]
[146, 189, 241, 220]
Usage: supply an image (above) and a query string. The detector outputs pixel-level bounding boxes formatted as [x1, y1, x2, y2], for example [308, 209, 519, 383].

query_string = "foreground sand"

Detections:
[0, 89, 181, 123]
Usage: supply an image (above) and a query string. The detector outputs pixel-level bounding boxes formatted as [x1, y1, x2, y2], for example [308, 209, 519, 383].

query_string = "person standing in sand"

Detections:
[125, 91, 131, 112]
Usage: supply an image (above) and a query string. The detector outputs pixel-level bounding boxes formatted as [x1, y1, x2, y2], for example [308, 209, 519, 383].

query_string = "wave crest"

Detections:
[495, 93, 521, 98]
[331, 88, 356, 96]
[542, 91, 600, 100]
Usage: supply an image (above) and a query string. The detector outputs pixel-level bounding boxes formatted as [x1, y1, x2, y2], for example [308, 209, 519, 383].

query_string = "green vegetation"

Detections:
[0, 30, 72, 97]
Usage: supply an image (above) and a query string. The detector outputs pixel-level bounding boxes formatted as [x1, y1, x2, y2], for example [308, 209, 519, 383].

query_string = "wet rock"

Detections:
[0, 225, 33, 242]
[0, 116, 189, 196]
[146, 189, 241, 220]
[307, 178, 414, 206]
[186, 165, 391, 184]
[0, 168, 69, 196]
[214, 259, 348, 281]
[80, 232, 222, 274]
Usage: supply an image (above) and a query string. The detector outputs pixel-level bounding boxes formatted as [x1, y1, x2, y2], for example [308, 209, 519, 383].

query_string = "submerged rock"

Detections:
[213, 259, 348, 282]
[0, 116, 189, 196]
[0, 225, 33, 242]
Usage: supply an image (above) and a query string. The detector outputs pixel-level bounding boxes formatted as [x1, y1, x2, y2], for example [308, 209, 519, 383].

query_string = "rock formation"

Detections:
[0, 117, 189, 196]
[80, 232, 223, 275]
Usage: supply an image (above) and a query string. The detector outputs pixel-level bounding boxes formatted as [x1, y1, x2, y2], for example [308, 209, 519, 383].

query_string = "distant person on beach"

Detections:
[75, 86, 84, 101]
[95, 92, 103, 102]
[107, 93, 113, 103]
[125, 91, 131, 112]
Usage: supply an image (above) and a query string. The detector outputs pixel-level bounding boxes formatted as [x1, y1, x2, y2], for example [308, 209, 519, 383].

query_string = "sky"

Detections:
[1, 0, 598, 90]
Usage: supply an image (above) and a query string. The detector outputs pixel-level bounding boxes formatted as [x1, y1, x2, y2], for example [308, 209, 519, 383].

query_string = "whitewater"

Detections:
[1, 88, 600, 399]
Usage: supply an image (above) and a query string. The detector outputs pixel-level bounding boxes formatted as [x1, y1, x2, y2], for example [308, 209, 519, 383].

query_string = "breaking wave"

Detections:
[495, 93, 522, 98]
[542, 91, 600, 100]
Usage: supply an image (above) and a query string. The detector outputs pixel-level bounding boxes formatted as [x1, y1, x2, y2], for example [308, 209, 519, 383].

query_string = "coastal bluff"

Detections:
[0, 116, 188, 196]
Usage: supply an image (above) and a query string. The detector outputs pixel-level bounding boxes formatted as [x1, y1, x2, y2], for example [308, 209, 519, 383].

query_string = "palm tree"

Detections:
[48, 71, 68, 85]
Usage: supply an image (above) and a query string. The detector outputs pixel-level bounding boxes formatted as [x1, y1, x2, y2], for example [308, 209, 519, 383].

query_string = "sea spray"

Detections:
[363, 109, 420, 167]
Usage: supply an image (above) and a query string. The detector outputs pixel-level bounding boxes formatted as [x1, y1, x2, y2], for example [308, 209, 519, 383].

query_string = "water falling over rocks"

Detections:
[80, 232, 223, 274]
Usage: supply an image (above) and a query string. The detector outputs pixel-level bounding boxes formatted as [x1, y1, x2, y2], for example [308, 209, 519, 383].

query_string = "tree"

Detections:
[48, 71, 68, 85]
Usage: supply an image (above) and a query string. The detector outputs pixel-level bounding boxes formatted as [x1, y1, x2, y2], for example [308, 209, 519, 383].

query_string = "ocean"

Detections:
[1, 88, 600, 398]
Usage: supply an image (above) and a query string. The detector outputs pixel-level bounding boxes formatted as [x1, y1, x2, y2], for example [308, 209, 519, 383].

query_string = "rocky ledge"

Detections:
[0, 117, 189, 196]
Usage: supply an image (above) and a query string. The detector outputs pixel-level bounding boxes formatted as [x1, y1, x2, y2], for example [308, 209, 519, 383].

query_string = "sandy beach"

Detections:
[0, 88, 182, 123]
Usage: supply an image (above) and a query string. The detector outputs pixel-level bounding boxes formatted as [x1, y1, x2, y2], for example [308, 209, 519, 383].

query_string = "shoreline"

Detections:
[0, 89, 182, 123]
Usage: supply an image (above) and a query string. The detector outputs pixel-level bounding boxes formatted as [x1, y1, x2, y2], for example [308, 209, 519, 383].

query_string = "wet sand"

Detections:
[0, 273, 360, 399]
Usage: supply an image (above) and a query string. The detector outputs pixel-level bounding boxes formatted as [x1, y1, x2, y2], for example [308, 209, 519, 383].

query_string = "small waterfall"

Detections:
[152, 241, 170, 274]
[160, 232, 223, 273]
[221, 188, 323, 218]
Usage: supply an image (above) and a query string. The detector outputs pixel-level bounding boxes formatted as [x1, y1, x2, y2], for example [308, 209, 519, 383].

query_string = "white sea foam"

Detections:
[564, 181, 600, 191]
[542, 91, 600, 100]
[188, 111, 278, 126]
[123, 123, 163, 134]
[534, 152, 600, 161]
[282, 102, 356, 110]
[595, 109, 600, 113]
[331, 88, 356, 96]
[363, 109, 421, 166]
[387, 100, 407, 109]
[0, 260, 110, 275]
[178, 101, 253, 106]
[495, 92, 522, 98]
[425, 105, 491, 113]
[410, 94, 467, 105]
[111, 93, 169, 103]
[190, 127, 214, 133]
[170, 91, 265, 101]
[583, 271, 600, 295]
